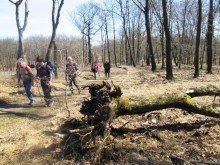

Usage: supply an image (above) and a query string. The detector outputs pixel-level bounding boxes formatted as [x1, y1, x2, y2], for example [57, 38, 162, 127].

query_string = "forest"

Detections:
[1, 0, 220, 78]
[0, 0, 220, 165]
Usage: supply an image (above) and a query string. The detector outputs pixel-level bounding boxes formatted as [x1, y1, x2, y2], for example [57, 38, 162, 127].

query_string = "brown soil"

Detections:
[0, 65, 220, 165]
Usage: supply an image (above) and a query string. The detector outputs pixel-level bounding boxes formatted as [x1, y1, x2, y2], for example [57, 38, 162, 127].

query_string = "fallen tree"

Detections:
[59, 82, 220, 164]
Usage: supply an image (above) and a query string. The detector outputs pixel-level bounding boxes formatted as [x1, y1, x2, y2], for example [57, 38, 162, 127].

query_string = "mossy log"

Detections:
[186, 85, 220, 98]
[116, 93, 220, 118]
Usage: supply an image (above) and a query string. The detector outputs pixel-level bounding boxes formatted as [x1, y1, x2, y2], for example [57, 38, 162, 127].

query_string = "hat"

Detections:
[17, 58, 24, 63]
[67, 56, 72, 61]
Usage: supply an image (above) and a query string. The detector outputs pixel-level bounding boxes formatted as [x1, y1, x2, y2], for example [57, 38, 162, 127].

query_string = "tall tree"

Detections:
[118, 0, 136, 66]
[206, 0, 214, 74]
[162, 0, 173, 80]
[71, 2, 102, 64]
[132, 0, 156, 70]
[9, 0, 29, 60]
[194, 0, 202, 78]
[46, 0, 64, 78]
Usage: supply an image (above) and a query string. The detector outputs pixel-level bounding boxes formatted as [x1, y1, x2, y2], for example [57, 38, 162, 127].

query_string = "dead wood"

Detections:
[60, 82, 220, 163]
[186, 85, 220, 98]
[117, 93, 220, 118]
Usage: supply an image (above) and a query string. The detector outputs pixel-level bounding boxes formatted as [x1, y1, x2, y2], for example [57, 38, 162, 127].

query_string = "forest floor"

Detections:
[0, 65, 220, 165]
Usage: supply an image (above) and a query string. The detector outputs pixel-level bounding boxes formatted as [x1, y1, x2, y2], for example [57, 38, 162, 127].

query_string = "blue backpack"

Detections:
[36, 61, 55, 75]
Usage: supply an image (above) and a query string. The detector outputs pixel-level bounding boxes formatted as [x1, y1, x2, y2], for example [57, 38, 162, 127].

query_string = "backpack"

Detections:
[91, 63, 98, 72]
[36, 61, 55, 75]
[104, 62, 110, 70]
[45, 61, 55, 75]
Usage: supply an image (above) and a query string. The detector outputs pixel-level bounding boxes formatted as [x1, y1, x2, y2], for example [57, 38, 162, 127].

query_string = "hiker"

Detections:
[36, 56, 53, 107]
[17, 58, 35, 106]
[36, 58, 55, 81]
[103, 61, 111, 79]
[91, 62, 99, 80]
[65, 56, 81, 96]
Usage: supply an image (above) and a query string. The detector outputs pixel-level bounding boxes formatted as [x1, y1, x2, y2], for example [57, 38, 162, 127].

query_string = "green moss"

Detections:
[183, 94, 195, 104]
[112, 96, 131, 112]
[152, 93, 196, 105]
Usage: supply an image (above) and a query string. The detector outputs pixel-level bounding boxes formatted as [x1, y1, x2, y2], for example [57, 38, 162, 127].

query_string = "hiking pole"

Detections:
[64, 79, 70, 118]
[35, 78, 45, 104]
[50, 83, 61, 105]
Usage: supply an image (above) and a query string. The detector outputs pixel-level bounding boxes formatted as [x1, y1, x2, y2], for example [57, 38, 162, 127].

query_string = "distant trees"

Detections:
[71, 2, 102, 64]
[9, 0, 29, 60]
[1, 0, 220, 80]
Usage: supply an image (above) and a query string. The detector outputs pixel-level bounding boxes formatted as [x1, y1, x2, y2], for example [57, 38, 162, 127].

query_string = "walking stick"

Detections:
[35, 78, 44, 104]
[64, 49, 71, 118]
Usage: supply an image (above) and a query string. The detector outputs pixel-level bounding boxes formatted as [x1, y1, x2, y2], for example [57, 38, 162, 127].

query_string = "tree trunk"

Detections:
[9, 0, 29, 60]
[117, 87, 220, 118]
[206, 0, 214, 74]
[162, 0, 173, 80]
[145, 0, 156, 71]
[46, 0, 64, 63]
[194, 0, 202, 78]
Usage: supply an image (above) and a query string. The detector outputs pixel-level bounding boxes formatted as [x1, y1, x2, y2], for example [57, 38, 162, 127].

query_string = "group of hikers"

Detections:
[17, 56, 111, 107]
[91, 61, 111, 80]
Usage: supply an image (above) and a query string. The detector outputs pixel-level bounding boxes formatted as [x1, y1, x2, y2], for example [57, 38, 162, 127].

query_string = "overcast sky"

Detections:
[0, 0, 99, 39]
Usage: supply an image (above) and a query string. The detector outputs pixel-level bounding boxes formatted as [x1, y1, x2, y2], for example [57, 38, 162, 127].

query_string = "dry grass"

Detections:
[0, 65, 220, 164]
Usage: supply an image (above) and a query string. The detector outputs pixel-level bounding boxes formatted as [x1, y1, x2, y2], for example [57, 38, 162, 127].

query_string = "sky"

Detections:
[0, 0, 100, 39]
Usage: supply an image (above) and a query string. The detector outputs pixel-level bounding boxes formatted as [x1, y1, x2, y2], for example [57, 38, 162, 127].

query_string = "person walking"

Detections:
[103, 60, 111, 79]
[65, 56, 81, 96]
[17, 58, 35, 106]
[91, 62, 99, 80]
[36, 56, 53, 107]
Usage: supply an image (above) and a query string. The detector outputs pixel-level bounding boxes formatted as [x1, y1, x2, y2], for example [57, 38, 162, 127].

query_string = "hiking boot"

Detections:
[28, 100, 34, 106]
[46, 99, 53, 107]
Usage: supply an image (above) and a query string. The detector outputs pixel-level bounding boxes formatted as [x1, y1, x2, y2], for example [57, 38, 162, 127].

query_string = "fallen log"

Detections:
[186, 85, 220, 98]
[116, 93, 220, 118]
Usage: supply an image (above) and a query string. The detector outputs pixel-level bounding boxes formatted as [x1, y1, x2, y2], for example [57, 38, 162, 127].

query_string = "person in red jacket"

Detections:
[91, 62, 99, 80]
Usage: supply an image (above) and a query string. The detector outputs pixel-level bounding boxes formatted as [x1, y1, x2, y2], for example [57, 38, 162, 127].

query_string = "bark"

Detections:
[206, 0, 214, 74]
[45, 0, 64, 61]
[145, 0, 156, 71]
[162, 0, 173, 80]
[9, 0, 29, 60]
[194, 0, 202, 78]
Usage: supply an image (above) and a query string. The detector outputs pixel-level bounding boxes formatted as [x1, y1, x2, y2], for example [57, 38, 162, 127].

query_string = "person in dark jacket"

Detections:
[103, 61, 111, 79]
[36, 56, 53, 106]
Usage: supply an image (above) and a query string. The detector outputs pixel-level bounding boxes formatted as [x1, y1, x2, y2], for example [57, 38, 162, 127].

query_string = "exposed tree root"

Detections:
[59, 82, 220, 164]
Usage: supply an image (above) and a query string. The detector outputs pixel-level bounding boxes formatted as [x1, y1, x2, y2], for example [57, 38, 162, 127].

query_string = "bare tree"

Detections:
[46, 0, 64, 78]
[162, 0, 173, 80]
[132, 0, 156, 70]
[9, 0, 29, 60]
[71, 2, 102, 64]
[206, 0, 214, 73]
[117, 0, 136, 66]
[194, 0, 202, 78]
